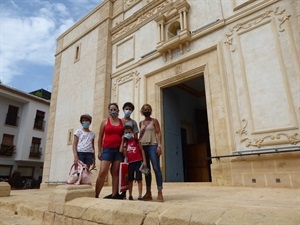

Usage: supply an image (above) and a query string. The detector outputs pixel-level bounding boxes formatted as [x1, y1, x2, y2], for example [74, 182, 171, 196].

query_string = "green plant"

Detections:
[0, 144, 15, 156]
[34, 91, 43, 98]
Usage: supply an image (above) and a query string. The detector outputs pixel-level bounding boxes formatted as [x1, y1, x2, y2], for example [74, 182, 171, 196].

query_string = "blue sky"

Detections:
[0, 0, 103, 93]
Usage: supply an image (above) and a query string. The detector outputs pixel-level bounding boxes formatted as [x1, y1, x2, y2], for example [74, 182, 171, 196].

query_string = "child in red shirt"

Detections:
[120, 125, 147, 200]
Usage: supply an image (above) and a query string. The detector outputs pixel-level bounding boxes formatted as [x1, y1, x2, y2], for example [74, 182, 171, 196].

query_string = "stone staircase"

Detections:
[0, 183, 94, 225]
[1, 182, 299, 225]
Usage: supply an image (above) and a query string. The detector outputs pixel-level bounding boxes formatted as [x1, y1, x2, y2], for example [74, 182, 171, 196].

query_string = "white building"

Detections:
[0, 84, 50, 188]
[43, 0, 299, 188]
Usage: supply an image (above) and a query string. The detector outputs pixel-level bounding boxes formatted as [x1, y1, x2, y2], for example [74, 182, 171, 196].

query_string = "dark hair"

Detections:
[122, 102, 135, 111]
[123, 125, 133, 131]
[108, 102, 119, 109]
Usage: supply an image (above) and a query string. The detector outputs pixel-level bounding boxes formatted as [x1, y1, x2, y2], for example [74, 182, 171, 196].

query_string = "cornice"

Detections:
[0, 84, 50, 105]
[224, 0, 280, 25]
[111, 0, 182, 43]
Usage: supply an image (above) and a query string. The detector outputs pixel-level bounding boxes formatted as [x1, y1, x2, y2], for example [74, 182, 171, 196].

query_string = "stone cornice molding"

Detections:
[224, 6, 290, 52]
[111, 0, 182, 42]
[236, 119, 300, 148]
[112, 70, 140, 98]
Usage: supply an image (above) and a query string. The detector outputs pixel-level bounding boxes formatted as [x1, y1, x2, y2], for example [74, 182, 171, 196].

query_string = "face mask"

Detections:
[124, 133, 133, 139]
[82, 121, 90, 128]
[143, 111, 151, 117]
[124, 110, 132, 117]
[109, 111, 118, 117]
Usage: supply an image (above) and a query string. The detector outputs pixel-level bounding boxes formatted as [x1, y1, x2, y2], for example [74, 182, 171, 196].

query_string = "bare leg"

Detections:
[95, 161, 111, 198]
[111, 160, 121, 196]
[137, 181, 142, 198]
[128, 181, 133, 198]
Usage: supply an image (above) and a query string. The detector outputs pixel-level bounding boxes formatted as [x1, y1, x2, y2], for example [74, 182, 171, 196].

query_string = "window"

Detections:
[17, 166, 34, 178]
[0, 165, 13, 179]
[29, 137, 42, 158]
[5, 105, 19, 126]
[68, 129, 73, 145]
[167, 21, 181, 39]
[0, 134, 15, 156]
[155, 1, 191, 61]
[33, 110, 45, 131]
[74, 44, 81, 62]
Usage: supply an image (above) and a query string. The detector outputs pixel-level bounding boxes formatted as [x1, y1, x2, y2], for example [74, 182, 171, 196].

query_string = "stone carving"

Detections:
[225, 7, 290, 52]
[124, 0, 139, 8]
[236, 119, 300, 148]
[113, 0, 180, 40]
[175, 64, 182, 75]
[113, 71, 140, 97]
[278, 15, 291, 32]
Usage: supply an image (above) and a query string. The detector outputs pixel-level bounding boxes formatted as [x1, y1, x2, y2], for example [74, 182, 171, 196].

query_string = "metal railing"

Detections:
[210, 145, 300, 159]
[29, 147, 42, 158]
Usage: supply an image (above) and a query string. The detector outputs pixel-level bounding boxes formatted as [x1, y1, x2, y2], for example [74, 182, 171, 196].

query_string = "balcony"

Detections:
[29, 147, 42, 159]
[0, 144, 16, 156]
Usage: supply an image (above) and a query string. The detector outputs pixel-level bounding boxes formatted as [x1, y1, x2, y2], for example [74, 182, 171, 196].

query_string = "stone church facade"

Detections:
[42, 0, 299, 188]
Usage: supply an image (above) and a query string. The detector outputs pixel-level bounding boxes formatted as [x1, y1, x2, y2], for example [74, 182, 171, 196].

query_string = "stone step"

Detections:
[0, 210, 42, 225]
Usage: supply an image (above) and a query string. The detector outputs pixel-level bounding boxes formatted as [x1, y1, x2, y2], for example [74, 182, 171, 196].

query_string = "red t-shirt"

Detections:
[126, 138, 143, 163]
[102, 118, 123, 148]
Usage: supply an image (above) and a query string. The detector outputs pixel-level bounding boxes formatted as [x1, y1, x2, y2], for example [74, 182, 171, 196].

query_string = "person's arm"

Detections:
[139, 142, 147, 168]
[119, 137, 125, 153]
[92, 136, 96, 168]
[72, 134, 79, 164]
[153, 118, 162, 156]
[98, 119, 106, 160]
[133, 120, 139, 139]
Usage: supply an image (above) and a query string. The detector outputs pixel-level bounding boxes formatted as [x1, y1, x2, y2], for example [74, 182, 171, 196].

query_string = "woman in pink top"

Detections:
[95, 103, 124, 198]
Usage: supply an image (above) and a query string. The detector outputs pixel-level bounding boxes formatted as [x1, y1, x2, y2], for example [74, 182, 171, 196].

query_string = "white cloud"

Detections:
[0, 0, 102, 86]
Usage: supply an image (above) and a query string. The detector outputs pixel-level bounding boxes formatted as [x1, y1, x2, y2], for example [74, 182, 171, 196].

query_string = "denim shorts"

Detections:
[77, 152, 94, 165]
[128, 161, 142, 182]
[100, 148, 124, 162]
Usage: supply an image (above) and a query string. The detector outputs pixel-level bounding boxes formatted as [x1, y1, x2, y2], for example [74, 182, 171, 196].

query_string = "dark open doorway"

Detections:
[163, 75, 211, 182]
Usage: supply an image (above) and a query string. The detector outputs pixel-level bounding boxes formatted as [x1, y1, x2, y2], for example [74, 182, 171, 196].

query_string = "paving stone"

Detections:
[0, 183, 299, 225]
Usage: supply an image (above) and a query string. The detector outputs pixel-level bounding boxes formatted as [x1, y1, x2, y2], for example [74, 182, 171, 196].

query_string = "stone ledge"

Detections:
[0, 182, 11, 197]
[48, 184, 94, 215]
[59, 198, 300, 225]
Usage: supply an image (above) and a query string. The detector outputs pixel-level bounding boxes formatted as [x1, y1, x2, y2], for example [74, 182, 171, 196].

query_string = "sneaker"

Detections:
[129, 196, 133, 200]
[120, 192, 126, 199]
[103, 194, 112, 199]
[138, 197, 142, 200]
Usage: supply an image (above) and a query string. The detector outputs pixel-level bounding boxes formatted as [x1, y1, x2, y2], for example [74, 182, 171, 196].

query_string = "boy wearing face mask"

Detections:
[73, 114, 96, 170]
[122, 102, 139, 138]
[120, 125, 147, 200]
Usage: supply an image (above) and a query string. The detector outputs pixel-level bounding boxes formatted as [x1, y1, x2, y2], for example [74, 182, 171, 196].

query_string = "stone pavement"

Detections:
[0, 183, 299, 225]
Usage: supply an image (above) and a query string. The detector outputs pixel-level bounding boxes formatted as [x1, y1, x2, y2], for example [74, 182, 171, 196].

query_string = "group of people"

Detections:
[72, 102, 164, 202]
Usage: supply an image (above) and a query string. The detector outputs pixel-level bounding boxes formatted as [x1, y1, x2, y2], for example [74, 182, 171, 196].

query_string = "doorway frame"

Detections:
[144, 62, 214, 180]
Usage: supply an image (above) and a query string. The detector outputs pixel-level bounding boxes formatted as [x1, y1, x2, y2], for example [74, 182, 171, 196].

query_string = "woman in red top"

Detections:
[95, 103, 124, 198]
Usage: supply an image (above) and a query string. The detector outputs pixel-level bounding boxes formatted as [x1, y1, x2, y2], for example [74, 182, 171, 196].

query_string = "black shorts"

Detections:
[128, 161, 142, 182]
